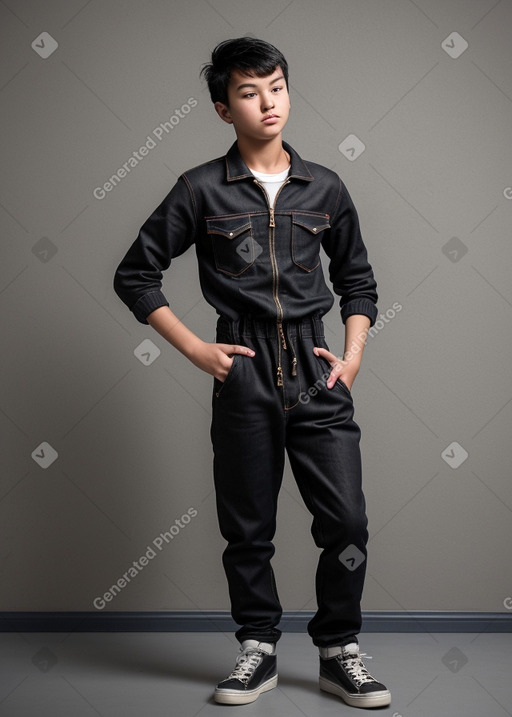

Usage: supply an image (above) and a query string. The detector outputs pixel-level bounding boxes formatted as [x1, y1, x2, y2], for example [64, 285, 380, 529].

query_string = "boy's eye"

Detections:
[242, 87, 283, 98]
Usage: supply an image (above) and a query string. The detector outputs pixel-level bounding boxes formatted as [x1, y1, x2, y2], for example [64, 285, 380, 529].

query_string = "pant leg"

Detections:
[284, 325, 369, 648]
[210, 322, 285, 644]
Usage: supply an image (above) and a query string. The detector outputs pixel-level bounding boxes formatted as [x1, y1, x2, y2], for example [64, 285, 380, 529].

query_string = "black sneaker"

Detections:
[214, 640, 277, 705]
[319, 642, 391, 708]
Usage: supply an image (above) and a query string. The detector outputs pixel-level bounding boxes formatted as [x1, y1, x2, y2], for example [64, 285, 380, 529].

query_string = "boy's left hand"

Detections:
[313, 346, 360, 391]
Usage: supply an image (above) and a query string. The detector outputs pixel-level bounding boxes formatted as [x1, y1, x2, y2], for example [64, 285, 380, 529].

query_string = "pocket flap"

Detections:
[291, 212, 330, 235]
[206, 216, 251, 240]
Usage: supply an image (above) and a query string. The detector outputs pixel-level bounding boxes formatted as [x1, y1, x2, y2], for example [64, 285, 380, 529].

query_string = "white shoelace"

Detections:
[227, 648, 264, 685]
[340, 651, 378, 687]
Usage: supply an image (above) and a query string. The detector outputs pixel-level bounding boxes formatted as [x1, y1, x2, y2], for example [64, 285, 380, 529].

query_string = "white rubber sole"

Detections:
[214, 674, 278, 705]
[320, 676, 391, 708]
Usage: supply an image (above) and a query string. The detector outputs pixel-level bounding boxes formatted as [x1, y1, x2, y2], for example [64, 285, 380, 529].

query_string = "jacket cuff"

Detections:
[131, 291, 169, 324]
[341, 299, 378, 327]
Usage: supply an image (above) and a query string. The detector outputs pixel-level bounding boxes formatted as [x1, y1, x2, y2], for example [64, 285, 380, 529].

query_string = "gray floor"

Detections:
[1, 631, 511, 717]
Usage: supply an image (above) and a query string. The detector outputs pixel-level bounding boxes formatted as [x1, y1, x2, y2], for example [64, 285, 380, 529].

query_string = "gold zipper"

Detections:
[253, 178, 290, 386]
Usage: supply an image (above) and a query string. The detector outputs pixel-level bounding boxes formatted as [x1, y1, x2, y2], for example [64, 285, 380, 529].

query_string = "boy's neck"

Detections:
[236, 134, 290, 174]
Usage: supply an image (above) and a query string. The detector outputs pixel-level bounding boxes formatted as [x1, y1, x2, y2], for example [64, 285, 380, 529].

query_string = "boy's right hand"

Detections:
[189, 341, 255, 382]
[146, 307, 254, 382]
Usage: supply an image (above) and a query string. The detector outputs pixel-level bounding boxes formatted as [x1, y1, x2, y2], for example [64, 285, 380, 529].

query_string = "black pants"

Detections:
[210, 315, 368, 648]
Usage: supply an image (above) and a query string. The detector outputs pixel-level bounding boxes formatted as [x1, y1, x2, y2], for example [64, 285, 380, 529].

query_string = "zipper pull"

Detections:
[278, 321, 287, 350]
[291, 357, 297, 377]
[277, 365, 284, 387]
[269, 208, 275, 228]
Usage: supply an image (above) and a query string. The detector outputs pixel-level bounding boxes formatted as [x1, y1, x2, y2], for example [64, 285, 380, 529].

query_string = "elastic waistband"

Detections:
[216, 315, 325, 342]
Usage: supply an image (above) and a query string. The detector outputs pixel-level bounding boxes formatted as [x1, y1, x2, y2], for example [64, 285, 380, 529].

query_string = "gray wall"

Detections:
[1, 0, 511, 617]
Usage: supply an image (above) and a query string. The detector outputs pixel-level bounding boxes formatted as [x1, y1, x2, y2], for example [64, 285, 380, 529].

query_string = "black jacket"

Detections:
[113, 140, 378, 328]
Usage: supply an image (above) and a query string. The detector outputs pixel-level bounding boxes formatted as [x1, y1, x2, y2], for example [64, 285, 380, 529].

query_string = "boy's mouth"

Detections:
[262, 114, 279, 123]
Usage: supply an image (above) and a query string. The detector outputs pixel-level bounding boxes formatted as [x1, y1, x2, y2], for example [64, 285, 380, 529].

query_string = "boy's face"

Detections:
[214, 66, 290, 142]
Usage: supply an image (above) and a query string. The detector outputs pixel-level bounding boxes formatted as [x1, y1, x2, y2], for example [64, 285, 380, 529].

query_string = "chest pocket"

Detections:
[206, 215, 255, 276]
[291, 212, 330, 272]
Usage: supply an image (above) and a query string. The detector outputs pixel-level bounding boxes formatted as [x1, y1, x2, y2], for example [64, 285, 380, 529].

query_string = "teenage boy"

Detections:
[114, 37, 391, 709]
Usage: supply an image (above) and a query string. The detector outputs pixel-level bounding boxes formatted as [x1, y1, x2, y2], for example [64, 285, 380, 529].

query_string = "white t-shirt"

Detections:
[249, 165, 290, 207]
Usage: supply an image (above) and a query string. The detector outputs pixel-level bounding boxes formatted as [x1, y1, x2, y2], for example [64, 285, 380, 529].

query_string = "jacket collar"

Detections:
[225, 140, 314, 182]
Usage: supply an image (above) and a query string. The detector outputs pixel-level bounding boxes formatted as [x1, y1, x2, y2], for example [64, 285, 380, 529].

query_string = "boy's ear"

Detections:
[214, 101, 233, 124]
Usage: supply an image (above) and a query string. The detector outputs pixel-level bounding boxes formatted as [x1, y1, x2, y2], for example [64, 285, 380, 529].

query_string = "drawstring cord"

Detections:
[276, 321, 285, 387]
[287, 327, 297, 377]
[276, 323, 298, 387]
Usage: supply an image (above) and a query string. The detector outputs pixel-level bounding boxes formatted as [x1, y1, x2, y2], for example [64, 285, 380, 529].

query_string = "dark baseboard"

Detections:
[0, 611, 510, 633]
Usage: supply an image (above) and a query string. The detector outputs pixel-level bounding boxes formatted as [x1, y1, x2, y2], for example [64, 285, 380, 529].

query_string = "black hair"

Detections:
[200, 37, 289, 106]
